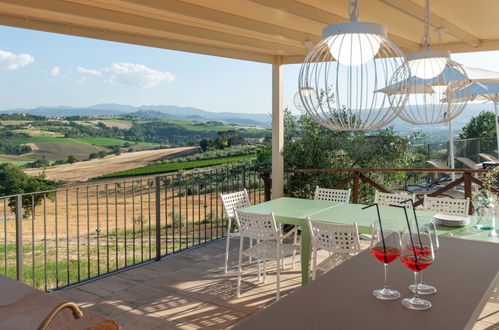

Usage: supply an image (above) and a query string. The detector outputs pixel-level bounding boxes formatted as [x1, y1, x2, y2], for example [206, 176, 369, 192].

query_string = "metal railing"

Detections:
[0, 163, 265, 291]
[259, 167, 495, 214]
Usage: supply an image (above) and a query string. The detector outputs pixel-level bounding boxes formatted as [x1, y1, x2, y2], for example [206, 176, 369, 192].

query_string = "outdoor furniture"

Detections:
[374, 191, 415, 207]
[424, 195, 470, 215]
[221, 189, 252, 273]
[240, 197, 498, 285]
[0, 274, 119, 329]
[314, 186, 351, 203]
[456, 157, 478, 169]
[307, 218, 361, 280]
[479, 153, 499, 163]
[234, 237, 499, 330]
[235, 210, 299, 301]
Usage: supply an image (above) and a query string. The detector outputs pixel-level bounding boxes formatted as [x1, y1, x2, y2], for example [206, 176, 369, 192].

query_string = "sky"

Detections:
[1, 25, 499, 115]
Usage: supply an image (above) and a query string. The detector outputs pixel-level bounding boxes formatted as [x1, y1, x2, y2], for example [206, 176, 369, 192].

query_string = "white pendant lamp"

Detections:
[298, 0, 408, 131]
[389, 0, 470, 125]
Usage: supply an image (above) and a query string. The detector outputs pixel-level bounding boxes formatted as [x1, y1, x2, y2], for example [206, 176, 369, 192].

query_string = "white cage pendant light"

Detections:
[298, 0, 408, 131]
[391, 0, 470, 125]
[294, 41, 316, 114]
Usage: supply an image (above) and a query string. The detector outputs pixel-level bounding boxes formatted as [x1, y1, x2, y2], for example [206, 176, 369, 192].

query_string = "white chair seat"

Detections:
[316, 253, 353, 272]
[242, 241, 298, 261]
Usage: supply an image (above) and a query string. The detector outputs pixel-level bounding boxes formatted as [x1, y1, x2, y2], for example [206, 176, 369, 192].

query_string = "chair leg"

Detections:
[263, 261, 267, 284]
[225, 218, 232, 273]
[257, 260, 261, 282]
[312, 247, 318, 281]
[292, 230, 298, 269]
[236, 235, 244, 298]
[276, 258, 281, 301]
[249, 238, 253, 263]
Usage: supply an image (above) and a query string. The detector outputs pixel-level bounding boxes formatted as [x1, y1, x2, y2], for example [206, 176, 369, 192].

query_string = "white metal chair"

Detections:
[423, 195, 470, 216]
[374, 191, 415, 207]
[235, 210, 299, 301]
[307, 218, 361, 280]
[314, 186, 351, 203]
[221, 189, 251, 273]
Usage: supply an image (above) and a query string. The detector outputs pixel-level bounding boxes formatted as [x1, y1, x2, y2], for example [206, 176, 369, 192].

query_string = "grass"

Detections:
[98, 154, 256, 178]
[0, 223, 225, 291]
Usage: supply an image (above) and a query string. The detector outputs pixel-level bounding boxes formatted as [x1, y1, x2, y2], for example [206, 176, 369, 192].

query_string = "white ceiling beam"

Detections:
[249, 0, 420, 52]
[378, 0, 481, 47]
[117, 0, 318, 44]
[0, 0, 305, 55]
[0, 13, 275, 63]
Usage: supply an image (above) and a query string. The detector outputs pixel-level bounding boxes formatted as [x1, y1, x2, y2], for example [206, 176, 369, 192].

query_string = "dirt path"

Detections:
[24, 146, 197, 182]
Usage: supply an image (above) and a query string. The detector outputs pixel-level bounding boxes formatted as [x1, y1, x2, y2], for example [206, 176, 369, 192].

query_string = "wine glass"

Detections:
[409, 221, 439, 295]
[400, 225, 436, 310]
[370, 220, 402, 300]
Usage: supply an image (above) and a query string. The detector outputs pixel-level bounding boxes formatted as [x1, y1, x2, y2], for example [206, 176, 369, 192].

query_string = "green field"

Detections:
[99, 154, 256, 178]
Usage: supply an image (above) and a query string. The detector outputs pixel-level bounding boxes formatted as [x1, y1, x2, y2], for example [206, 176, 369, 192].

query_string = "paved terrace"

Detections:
[55, 239, 498, 330]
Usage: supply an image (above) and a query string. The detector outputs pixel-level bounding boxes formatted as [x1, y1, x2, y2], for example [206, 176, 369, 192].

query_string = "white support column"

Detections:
[272, 56, 284, 198]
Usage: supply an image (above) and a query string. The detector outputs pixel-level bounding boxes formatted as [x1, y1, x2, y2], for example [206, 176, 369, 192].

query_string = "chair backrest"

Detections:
[235, 210, 279, 241]
[374, 191, 415, 208]
[307, 218, 361, 254]
[424, 196, 470, 216]
[221, 189, 251, 219]
[314, 186, 351, 203]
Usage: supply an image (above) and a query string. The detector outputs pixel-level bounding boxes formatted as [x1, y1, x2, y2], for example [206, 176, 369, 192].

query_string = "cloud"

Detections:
[0, 50, 34, 70]
[50, 66, 60, 76]
[104, 63, 174, 88]
[77, 66, 101, 76]
[73, 62, 174, 88]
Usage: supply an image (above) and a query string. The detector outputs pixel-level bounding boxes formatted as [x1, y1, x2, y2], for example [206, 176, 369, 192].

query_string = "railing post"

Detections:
[15, 195, 23, 281]
[352, 171, 361, 204]
[155, 177, 161, 261]
[242, 166, 246, 189]
[261, 172, 272, 201]
[463, 172, 473, 215]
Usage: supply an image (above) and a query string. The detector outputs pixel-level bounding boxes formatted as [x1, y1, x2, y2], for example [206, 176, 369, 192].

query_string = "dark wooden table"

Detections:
[235, 237, 499, 330]
[0, 275, 119, 329]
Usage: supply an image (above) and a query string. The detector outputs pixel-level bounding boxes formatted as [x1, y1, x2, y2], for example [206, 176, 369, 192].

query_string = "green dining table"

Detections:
[240, 197, 499, 285]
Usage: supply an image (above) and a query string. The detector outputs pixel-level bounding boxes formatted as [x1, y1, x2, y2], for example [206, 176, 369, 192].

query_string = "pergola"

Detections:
[1, 0, 499, 197]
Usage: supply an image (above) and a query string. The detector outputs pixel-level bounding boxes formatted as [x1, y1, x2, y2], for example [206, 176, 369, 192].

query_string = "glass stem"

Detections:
[420, 270, 424, 285]
[384, 263, 389, 289]
[413, 271, 419, 299]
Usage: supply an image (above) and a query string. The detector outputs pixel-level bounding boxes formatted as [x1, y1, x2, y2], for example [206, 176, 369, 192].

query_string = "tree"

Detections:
[0, 163, 56, 214]
[98, 150, 107, 158]
[199, 138, 210, 152]
[67, 155, 77, 164]
[257, 109, 423, 202]
[459, 111, 496, 139]
[113, 146, 122, 156]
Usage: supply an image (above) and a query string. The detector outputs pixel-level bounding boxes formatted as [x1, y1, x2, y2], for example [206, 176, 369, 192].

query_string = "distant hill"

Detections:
[1, 102, 495, 134]
[0, 104, 272, 127]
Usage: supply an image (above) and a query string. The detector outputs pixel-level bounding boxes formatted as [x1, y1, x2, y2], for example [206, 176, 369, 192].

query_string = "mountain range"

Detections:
[0, 104, 272, 127]
[0, 102, 496, 136]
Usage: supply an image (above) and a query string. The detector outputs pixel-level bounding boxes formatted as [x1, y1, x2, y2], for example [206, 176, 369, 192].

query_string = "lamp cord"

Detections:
[422, 0, 431, 50]
[349, 0, 359, 22]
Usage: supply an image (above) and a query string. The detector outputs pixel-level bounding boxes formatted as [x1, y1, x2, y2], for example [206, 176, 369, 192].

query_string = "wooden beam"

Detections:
[378, 0, 481, 47]
[0, 14, 274, 63]
[0, 0, 304, 55]
[118, 0, 318, 44]
[251, 0, 420, 51]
